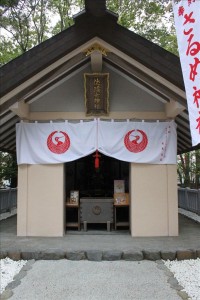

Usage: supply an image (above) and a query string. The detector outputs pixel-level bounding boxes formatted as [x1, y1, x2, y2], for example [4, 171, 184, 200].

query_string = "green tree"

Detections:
[0, 36, 21, 66]
[0, 152, 17, 188]
[0, 0, 52, 64]
[30, 0, 50, 44]
[1, 0, 178, 65]
[50, 0, 84, 35]
[177, 150, 200, 189]
[0, 0, 85, 63]
[1, 0, 34, 53]
[194, 150, 200, 189]
[106, 0, 178, 55]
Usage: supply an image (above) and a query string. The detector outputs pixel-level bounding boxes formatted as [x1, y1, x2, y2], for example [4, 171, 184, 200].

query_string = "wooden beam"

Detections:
[10, 101, 29, 119]
[165, 100, 185, 118]
[104, 54, 186, 106]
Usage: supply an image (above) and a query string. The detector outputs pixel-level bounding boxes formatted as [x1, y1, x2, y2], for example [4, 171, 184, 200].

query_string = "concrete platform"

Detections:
[0, 214, 199, 261]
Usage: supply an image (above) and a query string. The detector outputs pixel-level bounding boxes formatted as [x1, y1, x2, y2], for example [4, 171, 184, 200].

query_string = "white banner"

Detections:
[16, 120, 97, 164]
[16, 120, 177, 165]
[98, 120, 177, 164]
[172, 0, 200, 146]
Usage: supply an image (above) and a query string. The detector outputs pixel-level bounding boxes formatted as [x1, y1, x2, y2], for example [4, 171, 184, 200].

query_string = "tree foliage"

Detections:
[0, 35, 21, 65]
[0, 0, 178, 66]
[0, 0, 52, 60]
[177, 150, 200, 189]
[107, 0, 178, 55]
[0, 152, 17, 188]
[50, 0, 84, 35]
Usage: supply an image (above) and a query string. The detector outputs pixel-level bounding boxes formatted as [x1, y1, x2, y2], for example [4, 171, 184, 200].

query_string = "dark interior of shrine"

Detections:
[65, 152, 129, 198]
[65, 153, 130, 231]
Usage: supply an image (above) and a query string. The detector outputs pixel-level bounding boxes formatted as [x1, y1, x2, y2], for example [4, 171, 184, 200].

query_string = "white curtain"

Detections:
[98, 120, 177, 164]
[16, 119, 177, 165]
[16, 120, 97, 164]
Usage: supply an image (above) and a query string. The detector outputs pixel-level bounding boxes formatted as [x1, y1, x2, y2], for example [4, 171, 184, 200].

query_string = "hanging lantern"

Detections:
[93, 150, 101, 169]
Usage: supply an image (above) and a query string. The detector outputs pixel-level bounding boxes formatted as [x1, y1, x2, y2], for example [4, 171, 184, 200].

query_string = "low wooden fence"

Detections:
[178, 187, 200, 215]
[0, 188, 17, 213]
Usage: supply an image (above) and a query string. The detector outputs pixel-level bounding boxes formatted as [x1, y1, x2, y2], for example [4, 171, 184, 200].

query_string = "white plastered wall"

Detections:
[17, 164, 64, 236]
[129, 163, 178, 237]
[17, 155, 178, 237]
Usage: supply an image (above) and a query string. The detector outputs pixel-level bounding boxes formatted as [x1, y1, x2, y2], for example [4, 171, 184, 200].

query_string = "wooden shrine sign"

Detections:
[84, 73, 109, 115]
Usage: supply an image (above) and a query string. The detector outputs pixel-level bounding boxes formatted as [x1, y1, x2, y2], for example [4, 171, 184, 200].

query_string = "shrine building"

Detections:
[0, 0, 197, 237]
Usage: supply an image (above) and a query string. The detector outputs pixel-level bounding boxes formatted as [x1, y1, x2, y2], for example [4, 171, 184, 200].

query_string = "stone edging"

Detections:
[1, 252, 199, 300]
[156, 261, 190, 300]
[0, 248, 200, 261]
[0, 260, 35, 300]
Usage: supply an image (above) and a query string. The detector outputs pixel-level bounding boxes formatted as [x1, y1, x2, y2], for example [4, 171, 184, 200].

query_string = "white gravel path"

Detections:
[0, 208, 17, 221]
[0, 260, 181, 300]
[178, 208, 200, 224]
[0, 258, 27, 293]
[1, 258, 200, 299]
[164, 258, 200, 300]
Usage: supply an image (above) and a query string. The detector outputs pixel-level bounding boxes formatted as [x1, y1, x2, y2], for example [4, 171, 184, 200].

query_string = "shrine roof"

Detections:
[0, 0, 199, 154]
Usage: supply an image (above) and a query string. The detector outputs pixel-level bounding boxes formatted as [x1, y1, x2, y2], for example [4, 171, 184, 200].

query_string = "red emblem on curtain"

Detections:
[47, 131, 70, 154]
[124, 130, 148, 153]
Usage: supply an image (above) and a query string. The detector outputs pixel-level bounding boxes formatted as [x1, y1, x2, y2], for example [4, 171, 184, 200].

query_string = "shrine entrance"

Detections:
[65, 153, 130, 232]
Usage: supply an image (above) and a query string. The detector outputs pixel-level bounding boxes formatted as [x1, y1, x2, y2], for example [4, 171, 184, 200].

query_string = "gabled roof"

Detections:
[0, 0, 199, 154]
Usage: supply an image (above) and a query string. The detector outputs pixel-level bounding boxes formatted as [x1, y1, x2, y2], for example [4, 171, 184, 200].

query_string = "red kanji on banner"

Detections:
[185, 33, 200, 56]
[190, 57, 200, 81]
[188, 0, 196, 6]
[184, 27, 193, 35]
[196, 112, 200, 133]
[178, 6, 184, 16]
[183, 11, 195, 25]
[193, 86, 200, 108]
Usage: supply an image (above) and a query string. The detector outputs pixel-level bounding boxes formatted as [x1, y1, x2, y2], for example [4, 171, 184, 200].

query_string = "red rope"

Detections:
[94, 119, 100, 169]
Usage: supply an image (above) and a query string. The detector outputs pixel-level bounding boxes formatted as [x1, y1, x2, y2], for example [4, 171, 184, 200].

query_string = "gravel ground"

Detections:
[0, 208, 17, 221]
[0, 260, 181, 300]
[164, 258, 200, 300]
[0, 258, 200, 299]
[0, 258, 27, 293]
[178, 208, 200, 224]
[0, 209, 199, 299]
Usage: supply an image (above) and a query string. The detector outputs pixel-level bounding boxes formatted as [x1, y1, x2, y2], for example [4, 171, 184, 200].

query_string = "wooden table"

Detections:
[114, 204, 129, 230]
[65, 202, 80, 230]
